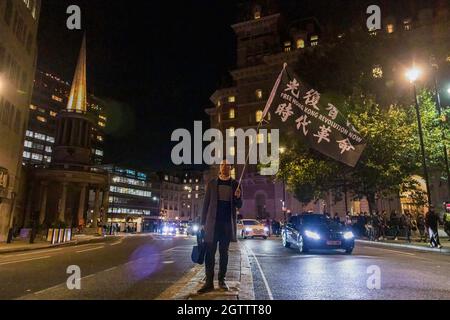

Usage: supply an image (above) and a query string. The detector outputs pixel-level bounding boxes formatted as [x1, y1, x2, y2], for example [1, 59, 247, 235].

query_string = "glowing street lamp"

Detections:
[406, 67, 432, 206]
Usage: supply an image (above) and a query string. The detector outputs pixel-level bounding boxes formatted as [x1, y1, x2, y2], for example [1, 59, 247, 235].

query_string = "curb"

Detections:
[0, 235, 121, 255]
[356, 239, 450, 254]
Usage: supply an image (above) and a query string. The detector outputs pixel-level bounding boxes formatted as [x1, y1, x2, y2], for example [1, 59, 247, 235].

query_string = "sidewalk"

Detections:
[0, 233, 118, 255]
[156, 242, 254, 300]
[357, 236, 450, 254]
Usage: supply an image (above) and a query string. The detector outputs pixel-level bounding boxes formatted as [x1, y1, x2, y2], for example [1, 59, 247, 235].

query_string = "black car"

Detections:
[282, 214, 355, 254]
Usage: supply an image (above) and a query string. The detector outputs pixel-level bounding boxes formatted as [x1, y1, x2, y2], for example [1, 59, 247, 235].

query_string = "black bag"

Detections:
[191, 230, 206, 265]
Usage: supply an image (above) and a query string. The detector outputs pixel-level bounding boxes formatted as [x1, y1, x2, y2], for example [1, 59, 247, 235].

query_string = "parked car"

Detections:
[237, 219, 269, 239]
[282, 213, 355, 254]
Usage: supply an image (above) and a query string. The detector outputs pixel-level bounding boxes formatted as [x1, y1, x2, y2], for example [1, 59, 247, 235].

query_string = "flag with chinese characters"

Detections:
[264, 65, 366, 167]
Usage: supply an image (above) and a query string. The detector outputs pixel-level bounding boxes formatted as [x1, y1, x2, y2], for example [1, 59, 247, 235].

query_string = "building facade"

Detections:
[206, 1, 450, 219]
[23, 70, 107, 167]
[0, 0, 41, 241]
[102, 165, 160, 232]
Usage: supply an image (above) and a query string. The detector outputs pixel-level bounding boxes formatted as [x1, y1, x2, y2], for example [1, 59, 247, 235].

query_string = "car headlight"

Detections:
[245, 227, 252, 232]
[193, 225, 199, 232]
[305, 230, 320, 240]
[343, 231, 354, 240]
[264, 227, 269, 232]
[162, 226, 168, 233]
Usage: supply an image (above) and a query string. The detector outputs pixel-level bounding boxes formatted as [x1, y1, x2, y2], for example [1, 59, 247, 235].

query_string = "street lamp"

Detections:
[406, 67, 432, 206]
[279, 147, 287, 221]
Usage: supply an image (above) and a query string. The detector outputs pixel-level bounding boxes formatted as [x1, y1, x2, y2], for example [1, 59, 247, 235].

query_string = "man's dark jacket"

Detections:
[201, 178, 243, 243]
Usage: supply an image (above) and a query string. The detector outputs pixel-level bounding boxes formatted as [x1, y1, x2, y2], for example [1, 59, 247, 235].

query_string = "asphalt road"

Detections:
[0, 234, 196, 300]
[243, 237, 450, 300]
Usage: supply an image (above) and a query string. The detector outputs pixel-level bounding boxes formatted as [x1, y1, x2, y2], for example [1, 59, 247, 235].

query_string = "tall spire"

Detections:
[66, 34, 87, 112]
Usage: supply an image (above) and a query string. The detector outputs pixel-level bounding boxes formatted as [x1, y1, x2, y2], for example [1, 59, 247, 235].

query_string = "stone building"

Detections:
[24, 36, 109, 231]
[0, 0, 41, 241]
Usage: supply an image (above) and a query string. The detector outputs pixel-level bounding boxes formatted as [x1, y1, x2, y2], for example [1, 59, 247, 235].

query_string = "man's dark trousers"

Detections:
[204, 225, 230, 285]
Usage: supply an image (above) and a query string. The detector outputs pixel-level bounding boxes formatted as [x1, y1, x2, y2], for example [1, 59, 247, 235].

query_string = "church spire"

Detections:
[66, 34, 87, 112]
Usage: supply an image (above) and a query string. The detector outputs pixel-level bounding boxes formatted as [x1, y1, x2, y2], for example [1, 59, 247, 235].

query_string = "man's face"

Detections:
[219, 161, 231, 177]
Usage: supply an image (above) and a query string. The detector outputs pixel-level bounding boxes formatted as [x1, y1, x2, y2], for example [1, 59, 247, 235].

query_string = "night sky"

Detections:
[37, 0, 237, 170]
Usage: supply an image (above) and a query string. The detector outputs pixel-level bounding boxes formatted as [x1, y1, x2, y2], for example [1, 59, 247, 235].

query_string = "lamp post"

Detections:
[406, 67, 432, 206]
[279, 147, 287, 222]
[430, 60, 450, 198]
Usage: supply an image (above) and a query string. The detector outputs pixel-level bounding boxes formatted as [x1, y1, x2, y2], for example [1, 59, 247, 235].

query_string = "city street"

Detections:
[0, 234, 196, 300]
[1, 233, 450, 300]
[244, 237, 450, 300]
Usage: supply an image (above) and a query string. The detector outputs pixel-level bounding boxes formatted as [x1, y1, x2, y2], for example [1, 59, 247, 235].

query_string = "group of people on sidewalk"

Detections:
[347, 205, 448, 249]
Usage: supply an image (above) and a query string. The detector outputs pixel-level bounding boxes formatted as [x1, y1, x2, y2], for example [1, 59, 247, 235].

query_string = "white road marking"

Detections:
[2, 248, 62, 258]
[0, 255, 51, 266]
[243, 243, 274, 300]
[162, 261, 174, 264]
[76, 246, 104, 253]
[364, 246, 416, 256]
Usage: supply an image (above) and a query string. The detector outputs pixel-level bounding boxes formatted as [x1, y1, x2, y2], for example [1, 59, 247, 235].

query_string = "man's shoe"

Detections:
[218, 280, 229, 291]
[197, 283, 214, 294]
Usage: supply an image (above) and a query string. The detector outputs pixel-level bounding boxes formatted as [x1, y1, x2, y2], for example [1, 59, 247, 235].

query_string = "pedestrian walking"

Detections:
[425, 205, 443, 249]
[390, 210, 400, 241]
[402, 212, 412, 243]
[198, 160, 243, 294]
[378, 210, 387, 240]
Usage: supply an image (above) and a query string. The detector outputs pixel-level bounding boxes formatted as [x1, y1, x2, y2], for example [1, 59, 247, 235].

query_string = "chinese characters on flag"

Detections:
[265, 64, 366, 167]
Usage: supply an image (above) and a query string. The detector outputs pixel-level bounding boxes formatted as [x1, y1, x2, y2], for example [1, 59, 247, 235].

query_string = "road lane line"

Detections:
[2, 248, 62, 258]
[243, 243, 274, 300]
[362, 245, 416, 256]
[0, 255, 51, 266]
[76, 246, 104, 253]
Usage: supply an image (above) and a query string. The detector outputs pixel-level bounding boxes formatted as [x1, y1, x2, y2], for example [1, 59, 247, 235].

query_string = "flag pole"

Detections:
[236, 63, 287, 190]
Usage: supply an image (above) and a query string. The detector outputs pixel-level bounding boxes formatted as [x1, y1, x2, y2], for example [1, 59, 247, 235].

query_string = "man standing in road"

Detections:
[425, 205, 443, 249]
[198, 160, 243, 294]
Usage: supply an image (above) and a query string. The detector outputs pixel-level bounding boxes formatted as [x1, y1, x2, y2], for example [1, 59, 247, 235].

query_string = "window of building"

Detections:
[29, 104, 37, 110]
[46, 136, 55, 143]
[386, 24, 395, 34]
[229, 108, 235, 119]
[217, 100, 221, 107]
[229, 146, 235, 156]
[34, 132, 46, 141]
[50, 111, 57, 117]
[228, 127, 235, 137]
[254, 10, 261, 20]
[23, 151, 31, 159]
[98, 121, 106, 127]
[99, 115, 107, 121]
[256, 110, 263, 123]
[45, 146, 52, 153]
[36, 116, 47, 123]
[256, 89, 263, 99]
[51, 95, 63, 102]
[228, 96, 236, 103]
[26, 130, 33, 137]
[403, 19, 412, 31]
[284, 41, 291, 52]
[44, 156, 51, 163]
[310, 35, 319, 46]
[31, 153, 43, 161]
[195, 185, 199, 191]
[188, 194, 191, 199]
[97, 135, 103, 142]
[372, 65, 383, 78]
[296, 39, 305, 49]
[24, 140, 32, 148]
[195, 194, 199, 199]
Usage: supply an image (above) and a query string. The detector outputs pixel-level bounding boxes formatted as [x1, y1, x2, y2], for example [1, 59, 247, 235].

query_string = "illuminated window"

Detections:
[26, 130, 34, 137]
[36, 116, 47, 123]
[403, 19, 411, 31]
[228, 127, 235, 137]
[45, 146, 52, 153]
[195, 185, 199, 191]
[257, 133, 264, 144]
[228, 96, 236, 103]
[310, 35, 319, 46]
[188, 194, 191, 199]
[296, 39, 305, 49]
[23, 151, 31, 159]
[284, 41, 291, 52]
[229, 146, 235, 156]
[372, 65, 383, 78]
[46, 136, 55, 143]
[51, 95, 63, 102]
[387, 24, 394, 34]
[254, 10, 261, 20]
[24, 140, 32, 148]
[38, 108, 45, 113]
[97, 135, 103, 142]
[50, 111, 57, 117]
[44, 156, 51, 163]
[256, 89, 263, 99]
[217, 100, 221, 107]
[195, 194, 199, 199]
[34, 133, 46, 141]
[29, 104, 37, 110]
[99, 115, 107, 121]
[98, 121, 106, 127]
[256, 110, 263, 123]
[229, 108, 235, 119]
[31, 153, 43, 161]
